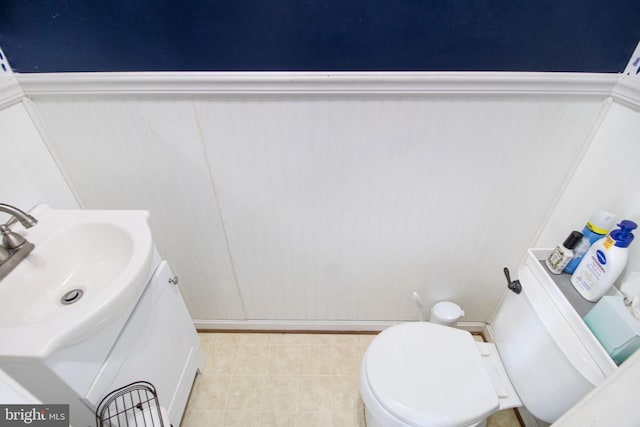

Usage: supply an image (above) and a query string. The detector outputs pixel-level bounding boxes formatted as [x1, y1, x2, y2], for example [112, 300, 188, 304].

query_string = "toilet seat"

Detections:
[362, 322, 500, 427]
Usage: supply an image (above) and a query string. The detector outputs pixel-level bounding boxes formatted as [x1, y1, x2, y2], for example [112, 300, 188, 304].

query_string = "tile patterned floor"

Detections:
[180, 332, 522, 427]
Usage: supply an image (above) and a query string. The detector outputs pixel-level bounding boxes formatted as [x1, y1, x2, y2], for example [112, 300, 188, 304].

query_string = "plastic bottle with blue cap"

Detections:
[563, 210, 617, 274]
[571, 220, 637, 302]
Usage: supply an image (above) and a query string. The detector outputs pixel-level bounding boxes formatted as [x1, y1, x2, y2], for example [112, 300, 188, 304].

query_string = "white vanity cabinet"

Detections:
[2, 255, 203, 427]
[86, 259, 204, 426]
[0, 207, 203, 426]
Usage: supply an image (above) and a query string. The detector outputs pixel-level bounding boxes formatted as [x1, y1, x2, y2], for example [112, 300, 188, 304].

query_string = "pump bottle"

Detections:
[571, 220, 637, 302]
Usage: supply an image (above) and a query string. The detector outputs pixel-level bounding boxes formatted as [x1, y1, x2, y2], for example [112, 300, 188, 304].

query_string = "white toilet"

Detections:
[360, 259, 611, 427]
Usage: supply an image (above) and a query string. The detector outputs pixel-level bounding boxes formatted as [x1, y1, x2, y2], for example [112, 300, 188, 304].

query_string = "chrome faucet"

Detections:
[0, 203, 38, 280]
[0, 203, 38, 229]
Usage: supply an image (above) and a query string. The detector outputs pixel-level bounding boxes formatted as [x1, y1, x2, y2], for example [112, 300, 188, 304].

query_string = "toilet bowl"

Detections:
[360, 253, 614, 427]
[360, 322, 514, 427]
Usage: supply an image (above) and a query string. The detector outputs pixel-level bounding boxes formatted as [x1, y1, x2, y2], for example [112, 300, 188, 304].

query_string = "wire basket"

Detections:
[96, 381, 165, 427]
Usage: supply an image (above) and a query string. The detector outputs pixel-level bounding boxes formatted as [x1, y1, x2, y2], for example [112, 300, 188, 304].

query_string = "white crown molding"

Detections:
[611, 75, 640, 110]
[0, 77, 25, 109]
[15, 71, 619, 98]
[11, 71, 640, 110]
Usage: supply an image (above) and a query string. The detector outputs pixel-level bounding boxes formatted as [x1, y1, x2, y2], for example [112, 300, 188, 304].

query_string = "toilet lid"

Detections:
[364, 322, 499, 427]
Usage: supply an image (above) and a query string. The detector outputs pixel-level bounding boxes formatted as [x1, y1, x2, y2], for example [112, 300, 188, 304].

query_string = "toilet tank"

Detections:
[491, 250, 616, 424]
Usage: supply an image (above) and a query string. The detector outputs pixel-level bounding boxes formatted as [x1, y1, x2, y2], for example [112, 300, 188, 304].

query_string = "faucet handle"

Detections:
[0, 225, 27, 250]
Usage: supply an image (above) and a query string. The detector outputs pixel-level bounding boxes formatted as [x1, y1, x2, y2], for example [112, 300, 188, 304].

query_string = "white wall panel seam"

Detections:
[191, 99, 249, 319]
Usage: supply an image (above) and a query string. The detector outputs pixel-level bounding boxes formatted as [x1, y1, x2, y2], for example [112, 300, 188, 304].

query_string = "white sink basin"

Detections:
[0, 205, 153, 358]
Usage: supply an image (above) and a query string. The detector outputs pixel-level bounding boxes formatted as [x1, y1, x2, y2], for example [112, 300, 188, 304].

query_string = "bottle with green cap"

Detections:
[571, 220, 638, 302]
[564, 210, 617, 274]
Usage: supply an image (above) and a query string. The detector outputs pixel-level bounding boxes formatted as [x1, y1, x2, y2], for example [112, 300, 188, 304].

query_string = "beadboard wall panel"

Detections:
[195, 96, 605, 321]
[24, 77, 608, 323]
[0, 102, 78, 216]
[28, 99, 244, 320]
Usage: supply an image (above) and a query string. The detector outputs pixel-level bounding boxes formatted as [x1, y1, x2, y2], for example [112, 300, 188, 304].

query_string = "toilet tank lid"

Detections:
[364, 322, 499, 427]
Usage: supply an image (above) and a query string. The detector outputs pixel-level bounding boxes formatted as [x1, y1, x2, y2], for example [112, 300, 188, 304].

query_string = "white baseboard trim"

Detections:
[459, 321, 488, 333]
[483, 324, 497, 343]
[194, 319, 399, 332]
[193, 319, 487, 333]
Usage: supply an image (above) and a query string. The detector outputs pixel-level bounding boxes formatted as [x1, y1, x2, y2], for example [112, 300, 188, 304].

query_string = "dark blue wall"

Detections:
[1, 1, 639, 73]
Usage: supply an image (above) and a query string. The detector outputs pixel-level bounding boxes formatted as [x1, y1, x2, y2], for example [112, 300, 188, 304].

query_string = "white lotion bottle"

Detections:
[571, 220, 637, 302]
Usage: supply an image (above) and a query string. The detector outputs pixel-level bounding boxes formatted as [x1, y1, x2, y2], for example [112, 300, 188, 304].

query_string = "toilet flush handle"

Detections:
[503, 267, 522, 294]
